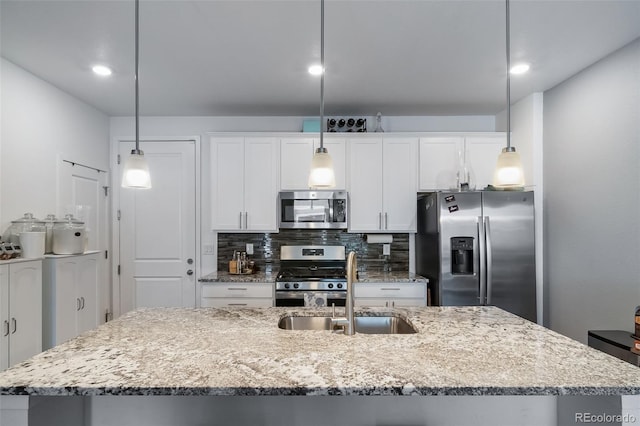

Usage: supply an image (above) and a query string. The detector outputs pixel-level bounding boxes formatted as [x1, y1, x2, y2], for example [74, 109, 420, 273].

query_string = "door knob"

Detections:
[187, 269, 194, 276]
[187, 258, 194, 265]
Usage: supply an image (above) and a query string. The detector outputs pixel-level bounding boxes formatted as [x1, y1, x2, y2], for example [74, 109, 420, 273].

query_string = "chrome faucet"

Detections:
[332, 251, 357, 335]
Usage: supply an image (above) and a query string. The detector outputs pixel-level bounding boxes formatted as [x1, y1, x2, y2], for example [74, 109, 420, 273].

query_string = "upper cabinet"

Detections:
[419, 133, 505, 191]
[210, 136, 279, 232]
[280, 136, 346, 190]
[348, 136, 418, 232]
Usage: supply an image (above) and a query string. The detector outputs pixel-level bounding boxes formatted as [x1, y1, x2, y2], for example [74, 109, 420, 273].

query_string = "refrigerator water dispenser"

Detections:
[451, 237, 474, 275]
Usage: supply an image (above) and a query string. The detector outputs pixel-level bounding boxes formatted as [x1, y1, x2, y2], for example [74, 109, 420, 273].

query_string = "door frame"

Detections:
[110, 135, 201, 319]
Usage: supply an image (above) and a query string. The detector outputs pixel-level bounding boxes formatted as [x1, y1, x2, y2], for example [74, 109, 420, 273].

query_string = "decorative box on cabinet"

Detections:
[210, 136, 279, 231]
[42, 252, 99, 350]
[348, 136, 417, 232]
[280, 136, 346, 190]
[353, 282, 427, 308]
[418, 133, 505, 191]
[201, 283, 274, 308]
[0, 259, 43, 371]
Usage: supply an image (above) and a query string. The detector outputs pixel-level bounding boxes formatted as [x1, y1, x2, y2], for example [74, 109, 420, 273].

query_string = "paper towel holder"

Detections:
[365, 234, 393, 244]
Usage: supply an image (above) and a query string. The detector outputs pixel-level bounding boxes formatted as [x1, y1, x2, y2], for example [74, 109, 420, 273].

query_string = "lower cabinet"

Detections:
[43, 252, 99, 350]
[353, 282, 427, 308]
[201, 283, 274, 307]
[0, 260, 43, 371]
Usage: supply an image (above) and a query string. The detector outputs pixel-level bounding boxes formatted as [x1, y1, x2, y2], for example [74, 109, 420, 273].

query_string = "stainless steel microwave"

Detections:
[278, 190, 348, 229]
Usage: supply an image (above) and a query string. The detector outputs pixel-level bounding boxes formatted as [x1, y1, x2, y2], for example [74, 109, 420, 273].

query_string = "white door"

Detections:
[243, 137, 279, 231]
[9, 261, 42, 367]
[58, 159, 109, 324]
[348, 137, 383, 232]
[383, 137, 417, 231]
[0, 265, 8, 371]
[119, 141, 196, 313]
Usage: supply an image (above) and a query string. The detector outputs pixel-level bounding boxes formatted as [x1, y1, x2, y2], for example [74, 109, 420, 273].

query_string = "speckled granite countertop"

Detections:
[200, 271, 427, 283]
[1, 306, 639, 397]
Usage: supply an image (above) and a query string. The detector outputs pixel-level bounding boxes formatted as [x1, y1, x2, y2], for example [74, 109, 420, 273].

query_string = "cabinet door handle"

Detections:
[385, 301, 389, 307]
[385, 212, 388, 230]
[239, 212, 243, 229]
[77, 298, 81, 311]
[81, 297, 85, 310]
[244, 212, 248, 229]
[10, 318, 17, 334]
[379, 212, 383, 230]
[3, 320, 9, 337]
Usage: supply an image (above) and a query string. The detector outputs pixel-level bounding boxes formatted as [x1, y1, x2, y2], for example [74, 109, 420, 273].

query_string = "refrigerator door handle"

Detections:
[477, 216, 486, 305]
[485, 216, 493, 305]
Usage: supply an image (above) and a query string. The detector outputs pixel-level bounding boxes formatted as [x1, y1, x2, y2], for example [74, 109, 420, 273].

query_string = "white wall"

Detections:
[0, 58, 110, 231]
[543, 38, 640, 342]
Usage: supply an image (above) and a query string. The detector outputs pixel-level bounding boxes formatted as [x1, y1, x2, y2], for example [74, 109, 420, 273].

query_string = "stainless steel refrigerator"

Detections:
[416, 191, 536, 322]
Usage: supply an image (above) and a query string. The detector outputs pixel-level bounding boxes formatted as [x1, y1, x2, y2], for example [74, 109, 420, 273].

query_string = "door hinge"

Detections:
[117, 264, 121, 275]
[103, 186, 109, 196]
[117, 210, 121, 221]
[105, 250, 108, 259]
[105, 309, 113, 323]
[117, 154, 121, 165]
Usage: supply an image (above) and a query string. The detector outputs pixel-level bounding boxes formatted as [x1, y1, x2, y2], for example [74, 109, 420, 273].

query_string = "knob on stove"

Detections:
[293, 283, 299, 289]
[337, 283, 343, 289]
[328, 283, 334, 289]
[284, 283, 290, 289]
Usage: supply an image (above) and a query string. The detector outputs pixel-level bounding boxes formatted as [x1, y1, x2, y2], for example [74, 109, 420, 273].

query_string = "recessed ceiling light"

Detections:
[308, 64, 324, 76]
[510, 63, 530, 75]
[92, 65, 112, 77]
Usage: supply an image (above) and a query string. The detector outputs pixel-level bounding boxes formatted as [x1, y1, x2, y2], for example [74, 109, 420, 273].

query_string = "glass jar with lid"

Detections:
[2, 213, 45, 244]
[52, 214, 86, 255]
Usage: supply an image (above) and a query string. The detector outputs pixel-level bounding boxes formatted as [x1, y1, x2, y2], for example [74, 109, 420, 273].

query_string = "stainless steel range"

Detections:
[275, 245, 347, 307]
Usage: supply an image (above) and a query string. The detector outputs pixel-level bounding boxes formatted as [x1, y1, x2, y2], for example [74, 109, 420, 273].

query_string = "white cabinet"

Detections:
[201, 283, 273, 308]
[418, 133, 505, 191]
[353, 282, 427, 308]
[211, 136, 279, 231]
[280, 136, 346, 190]
[42, 252, 99, 350]
[0, 260, 43, 371]
[348, 136, 417, 232]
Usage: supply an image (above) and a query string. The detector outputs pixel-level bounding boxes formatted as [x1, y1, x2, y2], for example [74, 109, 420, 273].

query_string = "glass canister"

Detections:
[52, 214, 86, 255]
[43, 214, 57, 254]
[3, 213, 45, 244]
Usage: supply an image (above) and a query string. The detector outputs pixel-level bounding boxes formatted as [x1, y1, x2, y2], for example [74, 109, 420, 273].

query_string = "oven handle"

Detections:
[275, 291, 347, 299]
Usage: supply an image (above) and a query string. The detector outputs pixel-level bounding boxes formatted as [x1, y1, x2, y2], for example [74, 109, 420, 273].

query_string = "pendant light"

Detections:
[121, 0, 152, 189]
[492, 0, 524, 189]
[308, 0, 336, 189]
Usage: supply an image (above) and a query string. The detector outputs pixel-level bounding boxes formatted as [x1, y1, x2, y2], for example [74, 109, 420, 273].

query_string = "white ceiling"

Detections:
[1, 0, 639, 117]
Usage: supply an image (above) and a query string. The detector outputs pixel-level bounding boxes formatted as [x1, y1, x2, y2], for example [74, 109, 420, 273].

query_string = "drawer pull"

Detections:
[227, 303, 248, 306]
[228, 288, 248, 291]
[381, 288, 401, 291]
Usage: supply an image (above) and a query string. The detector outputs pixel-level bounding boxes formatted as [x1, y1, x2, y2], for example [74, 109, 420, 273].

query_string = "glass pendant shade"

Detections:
[492, 148, 524, 188]
[121, 151, 152, 189]
[308, 148, 336, 188]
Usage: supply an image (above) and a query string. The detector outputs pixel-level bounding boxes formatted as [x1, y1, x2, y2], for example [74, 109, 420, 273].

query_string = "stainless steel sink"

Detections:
[277, 315, 417, 334]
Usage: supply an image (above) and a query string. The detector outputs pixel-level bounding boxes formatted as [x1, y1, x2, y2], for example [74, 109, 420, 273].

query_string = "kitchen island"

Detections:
[1, 306, 639, 425]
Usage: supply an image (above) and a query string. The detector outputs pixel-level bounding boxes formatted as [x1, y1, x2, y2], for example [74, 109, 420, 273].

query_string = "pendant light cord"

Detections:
[319, 0, 325, 150]
[134, 0, 140, 154]
[505, 0, 511, 151]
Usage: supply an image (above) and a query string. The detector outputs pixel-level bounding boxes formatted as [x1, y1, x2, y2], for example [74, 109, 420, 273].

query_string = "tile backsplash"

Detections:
[217, 230, 409, 273]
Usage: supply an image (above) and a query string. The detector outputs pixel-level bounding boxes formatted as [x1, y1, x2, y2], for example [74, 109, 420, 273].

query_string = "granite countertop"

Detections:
[200, 271, 427, 284]
[1, 306, 639, 397]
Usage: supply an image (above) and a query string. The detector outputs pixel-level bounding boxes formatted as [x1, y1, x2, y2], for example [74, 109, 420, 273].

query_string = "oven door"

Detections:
[275, 291, 346, 307]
